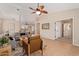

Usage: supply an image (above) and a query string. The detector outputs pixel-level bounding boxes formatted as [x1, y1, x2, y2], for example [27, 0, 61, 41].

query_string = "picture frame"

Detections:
[42, 23, 50, 29]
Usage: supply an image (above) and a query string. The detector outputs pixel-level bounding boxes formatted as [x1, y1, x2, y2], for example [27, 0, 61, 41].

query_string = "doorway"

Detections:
[62, 19, 73, 41]
[55, 21, 62, 39]
[55, 19, 73, 43]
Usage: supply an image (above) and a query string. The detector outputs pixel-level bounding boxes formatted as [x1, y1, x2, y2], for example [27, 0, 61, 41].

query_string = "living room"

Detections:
[1, 3, 79, 56]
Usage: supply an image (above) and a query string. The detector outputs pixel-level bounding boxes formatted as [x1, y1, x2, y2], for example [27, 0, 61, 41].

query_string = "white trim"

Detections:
[73, 43, 79, 46]
[72, 16, 75, 46]
[41, 37, 55, 40]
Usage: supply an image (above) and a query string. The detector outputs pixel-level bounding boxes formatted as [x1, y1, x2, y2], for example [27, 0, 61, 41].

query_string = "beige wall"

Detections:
[37, 8, 79, 46]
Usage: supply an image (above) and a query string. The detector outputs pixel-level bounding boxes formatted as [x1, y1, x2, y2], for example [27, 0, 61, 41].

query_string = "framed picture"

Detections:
[42, 23, 50, 29]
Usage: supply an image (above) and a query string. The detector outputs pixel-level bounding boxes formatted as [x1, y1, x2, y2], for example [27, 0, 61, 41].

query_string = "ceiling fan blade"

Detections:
[29, 7, 36, 11]
[36, 8, 40, 11]
[32, 12, 36, 14]
[42, 10, 48, 14]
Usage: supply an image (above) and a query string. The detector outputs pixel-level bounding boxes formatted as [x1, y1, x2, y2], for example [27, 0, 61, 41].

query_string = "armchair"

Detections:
[22, 35, 43, 56]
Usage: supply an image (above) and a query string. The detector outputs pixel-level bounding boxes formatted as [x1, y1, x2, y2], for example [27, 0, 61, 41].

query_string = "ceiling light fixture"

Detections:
[36, 11, 41, 15]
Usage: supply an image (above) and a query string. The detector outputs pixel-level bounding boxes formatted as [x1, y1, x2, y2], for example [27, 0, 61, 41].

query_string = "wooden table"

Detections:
[0, 45, 11, 56]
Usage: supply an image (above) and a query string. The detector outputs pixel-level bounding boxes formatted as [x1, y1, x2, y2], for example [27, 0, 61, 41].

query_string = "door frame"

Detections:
[61, 19, 73, 39]
[55, 18, 73, 43]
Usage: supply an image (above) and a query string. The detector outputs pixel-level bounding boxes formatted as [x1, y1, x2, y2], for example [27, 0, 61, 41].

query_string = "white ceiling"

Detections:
[0, 3, 79, 24]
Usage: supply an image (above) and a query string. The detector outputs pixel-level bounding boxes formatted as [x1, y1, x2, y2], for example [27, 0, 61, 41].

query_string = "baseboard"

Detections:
[40, 37, 55, 40]
[73, 43, 79, 46]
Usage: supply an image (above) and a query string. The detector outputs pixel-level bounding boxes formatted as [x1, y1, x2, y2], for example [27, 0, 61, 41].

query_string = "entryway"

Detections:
[55, 18, 73, 44]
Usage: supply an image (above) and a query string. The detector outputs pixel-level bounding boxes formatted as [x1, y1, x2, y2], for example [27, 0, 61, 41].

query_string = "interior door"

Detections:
[63, 21, 72, 39]
[55, 21, 62, 39]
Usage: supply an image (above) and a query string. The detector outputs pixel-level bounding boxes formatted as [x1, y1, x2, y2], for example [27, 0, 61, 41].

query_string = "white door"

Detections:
[63, 22, 72, 39]
[55, 21, 62, 39]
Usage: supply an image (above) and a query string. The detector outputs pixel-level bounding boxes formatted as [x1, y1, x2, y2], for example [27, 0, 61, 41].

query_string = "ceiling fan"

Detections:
[29, 3, 48, 15]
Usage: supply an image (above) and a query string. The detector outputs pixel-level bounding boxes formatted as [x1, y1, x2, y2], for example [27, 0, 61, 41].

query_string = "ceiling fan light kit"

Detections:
[36, 11, 41, 15]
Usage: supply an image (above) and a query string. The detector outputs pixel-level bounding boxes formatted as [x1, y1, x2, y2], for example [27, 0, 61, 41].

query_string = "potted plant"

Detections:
[0, 36, 9, 46]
